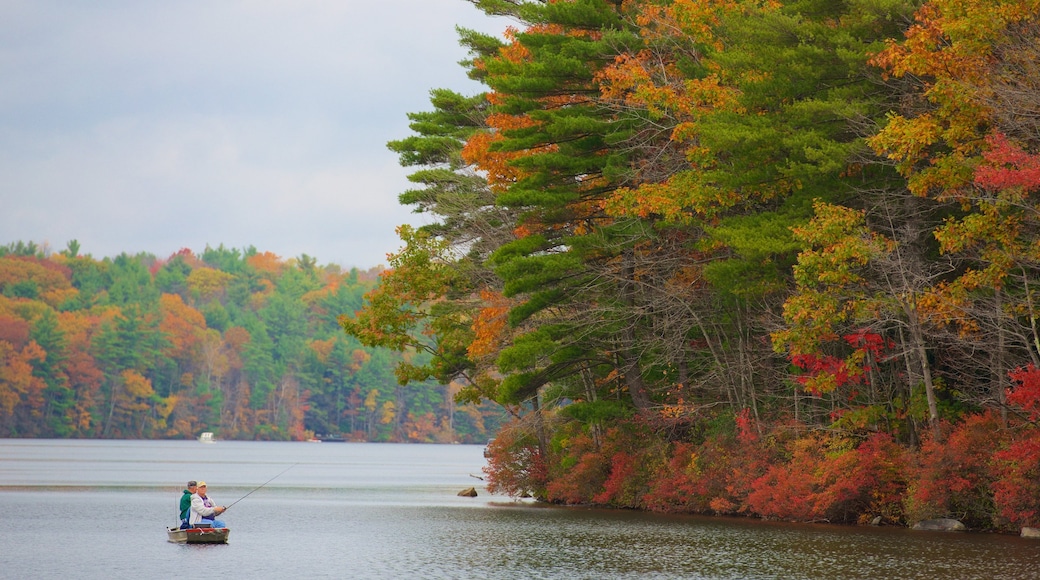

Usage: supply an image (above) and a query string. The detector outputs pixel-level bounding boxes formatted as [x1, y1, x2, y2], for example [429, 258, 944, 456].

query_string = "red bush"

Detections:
[745, 431, 908, 524]
[747, 437, 821, 521]
[593, 451, 639, 505]
[643, 442, 710, 513]
[905, 412, 1003, 527]
[1008, 364, 1040, 420]
[483, 421, 548, 499]
[814, 432, 908, 524]
[545, 437, 608, 504]
[991, 428, 1040, 529]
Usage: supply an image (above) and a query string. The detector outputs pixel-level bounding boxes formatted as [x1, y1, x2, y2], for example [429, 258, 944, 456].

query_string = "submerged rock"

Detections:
[457, 487, 478, 497]
[911, 518, 966, 532]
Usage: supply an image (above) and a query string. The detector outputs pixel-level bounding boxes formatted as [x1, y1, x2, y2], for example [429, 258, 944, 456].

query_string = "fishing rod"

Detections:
[222, 463, 298, 512]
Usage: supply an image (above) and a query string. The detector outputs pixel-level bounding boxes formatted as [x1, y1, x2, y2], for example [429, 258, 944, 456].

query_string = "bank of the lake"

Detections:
[1, 439, 1037, 579]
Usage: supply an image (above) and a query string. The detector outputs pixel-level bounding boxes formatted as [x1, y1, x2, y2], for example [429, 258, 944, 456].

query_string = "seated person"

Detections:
[189, 481, 228, 528]
[178, 480, 197, 529]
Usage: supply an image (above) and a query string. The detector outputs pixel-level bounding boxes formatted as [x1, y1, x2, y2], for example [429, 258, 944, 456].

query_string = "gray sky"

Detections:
[1, 1, 504, 269]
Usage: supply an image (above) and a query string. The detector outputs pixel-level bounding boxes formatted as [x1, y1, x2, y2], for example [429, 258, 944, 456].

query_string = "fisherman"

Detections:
[190, 481, 228, 528]
[178, 480, 197, 529]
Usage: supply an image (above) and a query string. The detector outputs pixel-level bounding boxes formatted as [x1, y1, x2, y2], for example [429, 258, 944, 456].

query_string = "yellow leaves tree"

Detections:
[107, 369, 161, 438]
[0, 256, 72, 301]
[775, 199, 944, 430]
[341, 225, 482, 393]
[186, 268, 234, 302]
[868, 0, 1040, 416]
[774, 202, 891, 376]
[868, 0, 1040, 200]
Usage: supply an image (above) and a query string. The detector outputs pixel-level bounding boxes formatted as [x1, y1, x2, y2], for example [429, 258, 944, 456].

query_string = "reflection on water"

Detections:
[1, 439, 1037, 579]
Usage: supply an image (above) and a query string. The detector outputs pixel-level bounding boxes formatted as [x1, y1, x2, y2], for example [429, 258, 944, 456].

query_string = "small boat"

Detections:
[198, 432, 214, 444]
[167, 526, 230, 544]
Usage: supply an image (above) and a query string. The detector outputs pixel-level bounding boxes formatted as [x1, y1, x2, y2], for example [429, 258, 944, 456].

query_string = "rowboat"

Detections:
[167, 526, 230, 544]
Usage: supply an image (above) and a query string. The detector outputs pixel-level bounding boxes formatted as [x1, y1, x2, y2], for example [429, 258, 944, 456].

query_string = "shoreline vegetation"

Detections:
[341, 0, 1040, 535]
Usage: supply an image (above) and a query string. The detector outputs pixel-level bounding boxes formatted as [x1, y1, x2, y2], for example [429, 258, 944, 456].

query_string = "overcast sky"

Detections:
[0, 1, 505, 269]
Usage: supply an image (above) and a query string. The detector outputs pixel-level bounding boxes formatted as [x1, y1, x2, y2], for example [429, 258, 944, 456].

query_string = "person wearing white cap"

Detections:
[189, 481, 228, 528]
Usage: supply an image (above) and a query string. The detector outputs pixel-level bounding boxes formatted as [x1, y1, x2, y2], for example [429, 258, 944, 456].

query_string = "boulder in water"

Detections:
[911, 518, 966, 532]
[457, 487, 478, 497]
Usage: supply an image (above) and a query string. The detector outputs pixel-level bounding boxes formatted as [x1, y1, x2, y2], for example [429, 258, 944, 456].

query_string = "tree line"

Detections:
[0, 240, 505, 442]
[343, 0, 1040, 531]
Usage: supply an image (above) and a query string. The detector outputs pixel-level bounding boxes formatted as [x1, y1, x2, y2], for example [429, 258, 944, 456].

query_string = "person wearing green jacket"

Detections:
[178, 481, 197, 529]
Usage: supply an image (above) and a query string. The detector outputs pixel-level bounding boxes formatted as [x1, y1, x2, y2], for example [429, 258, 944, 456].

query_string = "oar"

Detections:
[222, 463, 298, 513]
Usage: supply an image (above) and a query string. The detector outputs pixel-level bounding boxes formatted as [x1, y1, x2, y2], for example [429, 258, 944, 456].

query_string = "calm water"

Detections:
[1, 439, 1038, 579]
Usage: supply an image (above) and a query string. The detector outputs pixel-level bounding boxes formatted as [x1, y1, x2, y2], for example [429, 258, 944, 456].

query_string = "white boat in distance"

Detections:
[198, 432, 214, 444]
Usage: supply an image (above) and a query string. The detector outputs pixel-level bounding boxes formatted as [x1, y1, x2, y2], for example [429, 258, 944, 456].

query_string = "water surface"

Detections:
[1, 439, 1036, 579]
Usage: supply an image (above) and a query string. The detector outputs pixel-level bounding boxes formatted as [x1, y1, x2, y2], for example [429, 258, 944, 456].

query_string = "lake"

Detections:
[0, 439, 1037, 579]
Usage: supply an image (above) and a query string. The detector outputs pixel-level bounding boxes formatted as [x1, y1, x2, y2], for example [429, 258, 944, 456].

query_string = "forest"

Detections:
[0, 240, 506, 443]
[341, 0, 1040, 531]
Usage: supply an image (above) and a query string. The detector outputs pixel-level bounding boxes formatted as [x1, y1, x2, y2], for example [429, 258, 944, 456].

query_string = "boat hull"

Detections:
[167, 526, 230, 544]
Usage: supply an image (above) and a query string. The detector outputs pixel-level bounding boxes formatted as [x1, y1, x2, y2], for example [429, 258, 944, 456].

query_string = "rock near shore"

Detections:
[911, 518, 966, 532]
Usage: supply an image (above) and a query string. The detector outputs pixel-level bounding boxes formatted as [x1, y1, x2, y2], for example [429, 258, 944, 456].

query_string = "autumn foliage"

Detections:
[485, 406, 1040, 530]
[0, 242, 506, 442]
[370, 0, 1040, 534]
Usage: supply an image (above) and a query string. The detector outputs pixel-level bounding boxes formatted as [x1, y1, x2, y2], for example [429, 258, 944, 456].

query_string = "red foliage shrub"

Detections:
[642, 441, 709, 513]
[545, 420, 660, 507]
[545, 431, 608, 504]
[644, 410, 775, 515]
[905, 412, 1004, 527]
[592, 451, 639, 505]
[483, 421, 548, 499]
[854, 432, 908, 522]
[1008, 364, 1040, 420]
[991, 428, 1040, 529]
[747, 437, 821, 521]
[815, 432, 908, 524]
[746, 431, 909, 524]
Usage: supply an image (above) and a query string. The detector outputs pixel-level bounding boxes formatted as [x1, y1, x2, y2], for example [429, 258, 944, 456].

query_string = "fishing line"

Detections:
[223, 462, 298, 512]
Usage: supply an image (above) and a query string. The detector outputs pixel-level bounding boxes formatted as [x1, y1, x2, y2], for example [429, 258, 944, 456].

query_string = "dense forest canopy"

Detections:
[341, 0, 1040, 531]
[0, 240, 505, 442]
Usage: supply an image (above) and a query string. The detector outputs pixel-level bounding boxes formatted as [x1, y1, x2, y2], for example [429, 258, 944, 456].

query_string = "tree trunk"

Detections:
[619, 249, 653, 411]
[906, 305, 940, 436]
